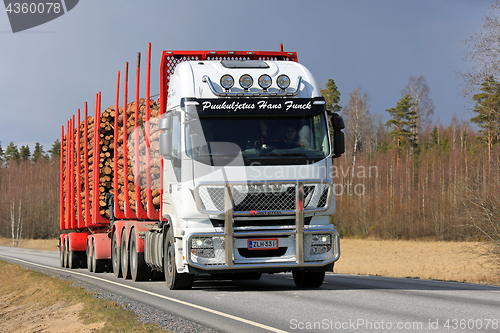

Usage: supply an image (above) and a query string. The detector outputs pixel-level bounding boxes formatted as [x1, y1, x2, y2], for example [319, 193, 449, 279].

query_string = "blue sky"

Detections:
[0, 0, 492, 152]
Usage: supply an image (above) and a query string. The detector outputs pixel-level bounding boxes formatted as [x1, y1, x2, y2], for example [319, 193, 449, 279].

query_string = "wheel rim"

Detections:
[92, 240, 96, 268]
[63, 242, 67, 267]
[167, 240, 174, 277]
[60, 242, 64, 267]
[87, 241, 92, 271]
[121, 232, 128, 276]
[112, 236, 118, 273]
[130, 237, 136, 275]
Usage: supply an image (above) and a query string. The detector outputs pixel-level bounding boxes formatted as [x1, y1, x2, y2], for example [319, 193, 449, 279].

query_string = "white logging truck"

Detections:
[59, 44, 345, 289]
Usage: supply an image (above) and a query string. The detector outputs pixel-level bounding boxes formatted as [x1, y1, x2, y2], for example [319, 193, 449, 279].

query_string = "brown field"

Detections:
[0, 237, 59, 251]
[335, 239, 500, 285]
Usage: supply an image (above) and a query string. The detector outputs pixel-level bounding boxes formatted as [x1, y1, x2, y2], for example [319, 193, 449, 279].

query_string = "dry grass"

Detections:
[0, 237, 59, 251]
[0, 238, 171, 332]
[0, 260, 169, 333]
[335, 239, 500, 285]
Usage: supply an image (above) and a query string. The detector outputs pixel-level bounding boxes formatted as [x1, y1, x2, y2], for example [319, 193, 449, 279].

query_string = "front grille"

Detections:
[209, 217, 312, 228]
[196, 182, 331, 214]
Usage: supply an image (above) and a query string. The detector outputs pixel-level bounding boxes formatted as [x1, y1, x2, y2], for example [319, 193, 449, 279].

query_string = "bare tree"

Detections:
[10, 200, 22, 247]
[401, 75, 435, 142]
[454, 161, 500, 267]
[462, 0, 500, 95]
[342, 87, 372, 190]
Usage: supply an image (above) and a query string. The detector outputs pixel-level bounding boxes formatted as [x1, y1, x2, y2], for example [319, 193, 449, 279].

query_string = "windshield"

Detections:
[186, 114, 330, 166]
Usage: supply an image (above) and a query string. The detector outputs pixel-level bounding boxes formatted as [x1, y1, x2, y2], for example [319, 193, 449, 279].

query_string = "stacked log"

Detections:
[76, 109, 115, 219]
[63, 97, 162, 222]
[116, 98, 162, 213]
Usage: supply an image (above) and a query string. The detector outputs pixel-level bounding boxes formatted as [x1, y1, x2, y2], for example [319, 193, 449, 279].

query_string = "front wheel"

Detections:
[292, 271, 325, 288]
[164, 229, 193, 290]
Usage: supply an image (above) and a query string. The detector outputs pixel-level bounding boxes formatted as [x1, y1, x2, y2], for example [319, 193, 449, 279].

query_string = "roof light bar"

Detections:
[202, 75, 302, 98]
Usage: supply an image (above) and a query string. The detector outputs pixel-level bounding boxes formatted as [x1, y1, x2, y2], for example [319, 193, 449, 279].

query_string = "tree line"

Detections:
[0, 140, 61, 240]
[320, 1, 500, 262]
[321, 73, 499, 241]
[0, 140, 60, 164]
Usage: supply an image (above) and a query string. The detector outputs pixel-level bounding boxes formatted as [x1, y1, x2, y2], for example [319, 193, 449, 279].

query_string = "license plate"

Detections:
[247, 238, 278, 250]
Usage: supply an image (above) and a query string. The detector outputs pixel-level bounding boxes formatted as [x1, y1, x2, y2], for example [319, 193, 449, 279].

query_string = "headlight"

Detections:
[191, 248, 215, 258]
[220, 74, 234, 90]
[258, 74, 272, 89]
[311, 234, 331, 244]
[309, 234, 332, 255]
[277, 74, 290, 89]
[311, 245, 330, 255]
[190, 236, 226, 265]
[239, 74, 253, 89]
[305, 233, 335, 262]
[191, 237, 213, 248]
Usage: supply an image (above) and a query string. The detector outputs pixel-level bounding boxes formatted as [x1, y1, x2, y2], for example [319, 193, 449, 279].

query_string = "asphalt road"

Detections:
[1, 245, 499, 333]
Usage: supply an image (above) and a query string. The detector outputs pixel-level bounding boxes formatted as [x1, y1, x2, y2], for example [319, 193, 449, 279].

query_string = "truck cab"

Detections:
[148, 56, 345, 289]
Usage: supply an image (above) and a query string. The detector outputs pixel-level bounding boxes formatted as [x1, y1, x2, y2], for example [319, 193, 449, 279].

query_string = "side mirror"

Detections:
[329, 112, 345, 158]
[333, 130, 345, 157]
[158, 115, 172, 131]
[159, 132, 172, 159]
[159, 114, 173, 159]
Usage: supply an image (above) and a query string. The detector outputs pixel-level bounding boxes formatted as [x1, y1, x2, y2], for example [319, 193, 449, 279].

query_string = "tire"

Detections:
[79, 251, 88, 269]
[59, 239, 65, 268]
[121, 230, 131, 279]
[112, 231, 122, 278]
[64, 240, 69, 268]
[87, 240, 93, 272]
[93, 239, 106, 273]
[164, 228, 193, 290]
[292, 271, 325, 288]
[68, 251, 80, 269]
[130, 232, 150, 281]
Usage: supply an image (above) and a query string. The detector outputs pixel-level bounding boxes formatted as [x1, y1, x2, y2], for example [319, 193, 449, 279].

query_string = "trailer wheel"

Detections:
[59, 239, 65, 268]
[121, 229, 131, 279]
[64, 240, 69, 268]
[112, 231, 122, 278]
[87, 240, 93, 272]
[79, 251, 87, 269]
[68, 251, 79, 269]
[164, 229, 193, 290]
[130, 232, 150, 281]
[92, 239, 106, 273]
[292, 271, 325, 288]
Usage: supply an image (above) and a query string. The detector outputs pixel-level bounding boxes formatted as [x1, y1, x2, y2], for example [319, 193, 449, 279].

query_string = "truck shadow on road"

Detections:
[191, 273, 500, 292]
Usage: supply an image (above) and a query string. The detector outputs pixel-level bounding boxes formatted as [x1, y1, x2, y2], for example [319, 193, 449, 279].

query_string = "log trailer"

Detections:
[59, 43, 345, 289]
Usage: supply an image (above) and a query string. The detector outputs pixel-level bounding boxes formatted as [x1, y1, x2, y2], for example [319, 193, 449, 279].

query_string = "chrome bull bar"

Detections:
[189, 181, 340, 270]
